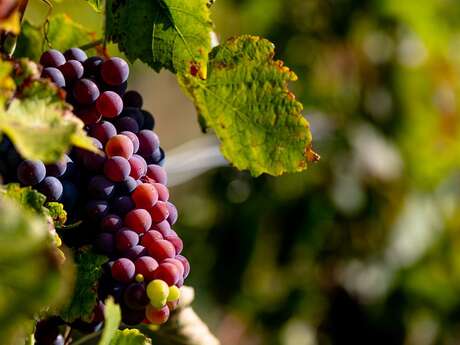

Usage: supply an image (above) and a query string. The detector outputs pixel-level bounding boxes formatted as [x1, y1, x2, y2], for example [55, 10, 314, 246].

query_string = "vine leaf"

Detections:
[0, 194, 72, 345]
[105, 0, 212, 76]
[179, 35, 319, 176]
[60, 249, 108, 323]
[108, 329, 152, 345]
[86, 0, 105, 12]
[15, 14, 97, 61]
[0, 59, 98, 163]
[98, 298, 122, 345]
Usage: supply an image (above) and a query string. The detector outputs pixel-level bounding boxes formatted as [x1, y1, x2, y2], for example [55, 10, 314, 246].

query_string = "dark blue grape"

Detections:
[17, 160, 46, 186]
[123, 90, 143, 108]
[38, 176, 63, 201]
[46, 155, 68, 177]
[120, 107, 144, 128]
[142, 110, 155, 130]
[83, 56, 104, 77]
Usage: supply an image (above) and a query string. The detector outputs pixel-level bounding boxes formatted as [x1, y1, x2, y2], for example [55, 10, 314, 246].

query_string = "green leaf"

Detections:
[98, 297, 122, 345]
[0, 72, 98, 163]
[179, 35, 319, 176]
[106, 0, 212, 75]
[46, 202, 67, 228]
[108, 329, 151, 345]
[0, 195, 71, 345]
[15, 14, 97, 60]
[87, 0, 105, 12]
[1, 183, 47, 216]
[60, 249, 108, 323]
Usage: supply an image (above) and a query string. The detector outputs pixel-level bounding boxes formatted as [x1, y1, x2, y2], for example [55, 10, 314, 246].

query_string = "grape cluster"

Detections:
[0, 47, 189, 337]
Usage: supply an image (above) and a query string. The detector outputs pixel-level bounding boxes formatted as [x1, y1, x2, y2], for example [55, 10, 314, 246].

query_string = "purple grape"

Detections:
[111, 258, 135, 283]
[41, 67, 66, 88]
[122, 245, 147, 261]
[137, 130, 159, 157]
[166, 202, 178, 225]
[146, 164, 167, 185]
[73, 78, 100, 104]
[142, 110, 155, 130]
[120, 131, 140, 153]
[104, 156, 131, 182]
[115, 175, 137, 195]
[146, 147, 165, 166]
[75, 104, 102, 125]
[123, 283, 149, 310]
[45, 155, 68, 177]
[96, 232, 115, 254]
[89, 121, 117, 144]
[59, 60, 84, 81]
[103, 80, 128, 96]
[88, 175, 115, 199]
[101, 214, 123, 232]
[82, 138, 106, 172]
[123, 90, 143, 108]
[37, 176, 63, 201]
[85, 200, 109, 221]
[40, 49, 66, 67]
[121, 107, 144, 128]
[64, 48, 88, 62]
[17, 160, 46, 186]
[100, 57, 129, 85]
[114, 117, 139, 133]
[83, 56, 104, 77]
[121, 307, 145, 325]
[112, 196, 135, 216]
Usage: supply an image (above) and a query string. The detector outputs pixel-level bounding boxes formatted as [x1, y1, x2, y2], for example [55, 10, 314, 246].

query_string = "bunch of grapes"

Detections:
[0, 47, 190, 342]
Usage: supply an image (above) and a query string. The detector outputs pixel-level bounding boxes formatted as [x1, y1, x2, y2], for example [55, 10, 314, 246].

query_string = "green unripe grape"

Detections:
[167, 285, 181, 302]
[147, 279, 169, 308]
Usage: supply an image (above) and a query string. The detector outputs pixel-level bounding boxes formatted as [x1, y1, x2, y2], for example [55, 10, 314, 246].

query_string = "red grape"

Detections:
[146, 239, 175, 261]
[128, 154, 147, 180]
[96, 91, 123, 118]
[145, 305, 169, 325]
[124, 208, 152, 233]
[111, 258, 135, 283]
[134, 256, 159, 281]
[105, 134, 134, 159]
[132, 183, 158, 209]
[149, 201, 169, 223]
[153, 263, 180, 286]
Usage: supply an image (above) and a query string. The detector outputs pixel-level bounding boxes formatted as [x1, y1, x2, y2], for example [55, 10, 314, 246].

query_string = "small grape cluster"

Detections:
[0, 47, 190, 339]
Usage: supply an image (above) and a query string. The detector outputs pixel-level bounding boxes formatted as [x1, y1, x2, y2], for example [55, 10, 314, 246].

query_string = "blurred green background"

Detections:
[25, 0, 460, 344]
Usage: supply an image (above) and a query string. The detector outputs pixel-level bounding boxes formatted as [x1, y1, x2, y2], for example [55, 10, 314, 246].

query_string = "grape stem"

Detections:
[79, 39, 104, 51]
[70, 330, 102, 345]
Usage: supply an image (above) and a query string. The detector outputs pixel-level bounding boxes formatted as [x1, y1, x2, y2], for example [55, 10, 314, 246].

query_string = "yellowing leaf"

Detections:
[109, 329, 152, 345]
[180, 35, 319, 176]
[106, 0, 212, 75]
